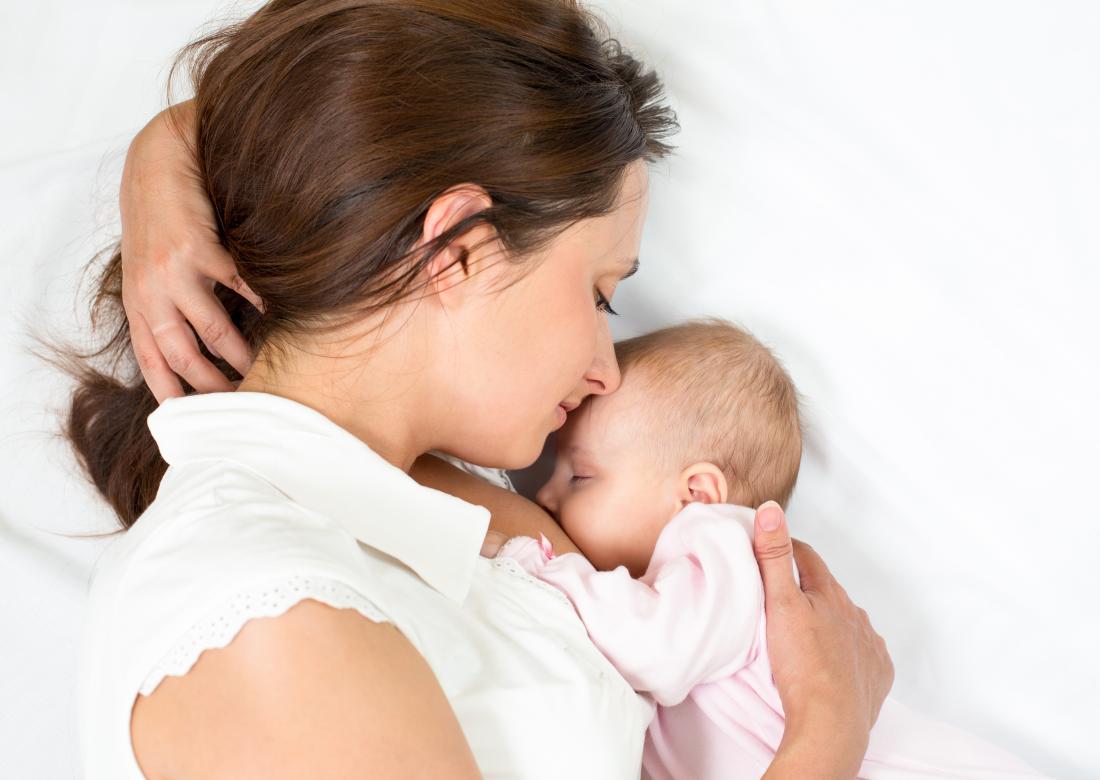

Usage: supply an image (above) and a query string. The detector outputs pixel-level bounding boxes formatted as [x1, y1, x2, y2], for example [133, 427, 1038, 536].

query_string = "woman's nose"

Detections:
[582, 316, 621, 397]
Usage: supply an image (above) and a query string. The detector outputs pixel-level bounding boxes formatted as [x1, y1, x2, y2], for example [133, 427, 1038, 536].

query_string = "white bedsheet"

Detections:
[2, 1, 1096, 778]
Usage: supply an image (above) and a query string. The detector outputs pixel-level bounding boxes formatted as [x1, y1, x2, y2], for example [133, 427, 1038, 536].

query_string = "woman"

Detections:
[69, 1, 892, 777]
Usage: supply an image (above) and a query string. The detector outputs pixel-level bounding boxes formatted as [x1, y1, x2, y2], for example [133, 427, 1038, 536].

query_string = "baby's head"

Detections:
[535, 318, 802, 576]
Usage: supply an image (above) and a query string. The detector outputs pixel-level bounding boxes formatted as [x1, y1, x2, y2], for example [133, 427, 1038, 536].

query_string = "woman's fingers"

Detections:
[117, 100, 258, 400]
[181, 280, 255, 378]
[789, 538, 834, 595]
[127, 309, 186, 402]
[201, 249, 265, 313]
[145, 301, 236, 395]
[125, 280, 241, 400]
[752, 501, 800, 606]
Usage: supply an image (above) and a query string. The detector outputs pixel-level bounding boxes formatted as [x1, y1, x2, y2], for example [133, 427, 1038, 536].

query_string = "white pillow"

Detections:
[580, 2, 1098, 777]
[2, 2, 1096, 778]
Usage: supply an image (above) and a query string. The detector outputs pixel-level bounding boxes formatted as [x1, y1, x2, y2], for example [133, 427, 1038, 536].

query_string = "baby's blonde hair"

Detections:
[614, 317, 803, 509]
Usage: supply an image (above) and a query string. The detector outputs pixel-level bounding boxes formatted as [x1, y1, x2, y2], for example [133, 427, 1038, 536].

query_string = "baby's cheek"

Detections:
[571, 522, 632, 571]
[559, 505, 606, 562]
[558, 513, 592, 554]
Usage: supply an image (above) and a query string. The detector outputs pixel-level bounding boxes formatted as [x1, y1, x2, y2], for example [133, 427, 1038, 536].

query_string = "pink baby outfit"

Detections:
[498, 502, 1048, 779]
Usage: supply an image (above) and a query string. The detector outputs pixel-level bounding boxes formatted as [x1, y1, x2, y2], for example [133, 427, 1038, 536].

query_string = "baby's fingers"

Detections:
[480, 531, 509, 559]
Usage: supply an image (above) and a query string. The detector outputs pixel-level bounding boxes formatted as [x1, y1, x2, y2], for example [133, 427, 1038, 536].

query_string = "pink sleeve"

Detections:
[501, 503, 764, 706]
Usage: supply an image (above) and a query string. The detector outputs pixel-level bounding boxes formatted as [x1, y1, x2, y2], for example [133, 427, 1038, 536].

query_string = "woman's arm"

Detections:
[409, 453, 581, 556]
[131, 599, 481, 779]
[120, 100, 263, 402]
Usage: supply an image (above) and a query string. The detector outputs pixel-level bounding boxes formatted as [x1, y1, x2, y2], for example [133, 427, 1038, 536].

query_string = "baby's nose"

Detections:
[535, 483, 557, 519]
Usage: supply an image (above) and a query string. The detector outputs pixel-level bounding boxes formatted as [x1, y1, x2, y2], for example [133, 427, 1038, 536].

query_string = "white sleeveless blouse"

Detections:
[77, 392, 653, 779]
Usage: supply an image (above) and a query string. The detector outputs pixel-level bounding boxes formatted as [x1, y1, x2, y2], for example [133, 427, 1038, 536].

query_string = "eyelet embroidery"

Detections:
[489, 556, 572, 607]
[138, 575, 387, 696]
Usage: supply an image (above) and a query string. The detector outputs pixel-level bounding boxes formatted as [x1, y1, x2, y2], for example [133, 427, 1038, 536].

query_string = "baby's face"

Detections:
[535, 379, 681, 576]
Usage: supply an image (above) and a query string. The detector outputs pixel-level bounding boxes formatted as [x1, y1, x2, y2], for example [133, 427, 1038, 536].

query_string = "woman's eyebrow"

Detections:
[620, 257, 640, 280]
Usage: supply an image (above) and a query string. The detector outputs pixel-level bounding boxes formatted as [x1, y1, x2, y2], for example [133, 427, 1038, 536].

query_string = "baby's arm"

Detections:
[500, 503, 764, 706]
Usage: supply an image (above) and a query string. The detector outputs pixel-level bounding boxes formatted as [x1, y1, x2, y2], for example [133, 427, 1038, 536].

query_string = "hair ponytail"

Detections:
[42, 247, 259, 530]
[67, 349, 164, 530]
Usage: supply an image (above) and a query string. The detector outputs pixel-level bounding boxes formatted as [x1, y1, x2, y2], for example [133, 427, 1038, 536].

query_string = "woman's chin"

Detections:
[460, 424, 553, 474]
[504, 431, 555, 472]
[510, 440, 547, 471]
[466, 439, 538, 473]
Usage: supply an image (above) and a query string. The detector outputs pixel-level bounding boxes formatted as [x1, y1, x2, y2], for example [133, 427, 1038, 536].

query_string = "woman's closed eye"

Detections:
[569, 475, 591, 483]
[595, 290, 619, 316]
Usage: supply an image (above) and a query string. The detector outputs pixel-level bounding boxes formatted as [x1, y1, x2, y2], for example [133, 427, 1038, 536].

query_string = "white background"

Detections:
[2, 1, 1097, 777]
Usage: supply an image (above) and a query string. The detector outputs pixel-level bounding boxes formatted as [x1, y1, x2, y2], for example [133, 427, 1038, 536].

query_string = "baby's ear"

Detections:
[680, 462, 728, 505]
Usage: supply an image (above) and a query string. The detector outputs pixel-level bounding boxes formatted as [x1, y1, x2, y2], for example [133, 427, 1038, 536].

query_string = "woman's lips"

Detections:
[554, 400, 579, 430]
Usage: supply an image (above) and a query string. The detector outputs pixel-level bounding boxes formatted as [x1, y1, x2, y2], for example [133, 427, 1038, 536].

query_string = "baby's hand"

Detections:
[480, 530, 510, 558]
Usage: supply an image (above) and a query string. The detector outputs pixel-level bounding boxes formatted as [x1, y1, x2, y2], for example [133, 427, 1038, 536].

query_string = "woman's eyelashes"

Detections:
[595, 290, 619, 316]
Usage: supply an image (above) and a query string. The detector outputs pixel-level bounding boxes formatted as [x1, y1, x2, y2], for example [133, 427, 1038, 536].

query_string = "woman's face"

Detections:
[442, 161, 650, 470]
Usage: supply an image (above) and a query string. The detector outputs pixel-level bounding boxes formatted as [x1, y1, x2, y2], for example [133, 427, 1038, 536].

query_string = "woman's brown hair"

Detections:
[51, 0, 677, 529]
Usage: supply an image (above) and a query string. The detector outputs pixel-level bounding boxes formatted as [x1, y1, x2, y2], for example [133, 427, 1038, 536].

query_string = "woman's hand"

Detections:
[119, 99, 263, 402]
[753, 501, 894, 779]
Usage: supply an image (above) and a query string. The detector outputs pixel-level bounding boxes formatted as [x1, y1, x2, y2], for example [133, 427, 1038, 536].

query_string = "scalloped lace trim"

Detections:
[138, 575, 389, 696]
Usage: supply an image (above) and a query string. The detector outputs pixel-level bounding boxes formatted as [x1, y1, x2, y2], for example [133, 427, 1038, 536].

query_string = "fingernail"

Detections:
[758, 501, 783, 531]
[208, 344, 221, 359]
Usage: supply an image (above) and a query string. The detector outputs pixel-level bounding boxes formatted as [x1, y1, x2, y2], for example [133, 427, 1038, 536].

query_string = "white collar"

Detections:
[147, 391, 490, 605]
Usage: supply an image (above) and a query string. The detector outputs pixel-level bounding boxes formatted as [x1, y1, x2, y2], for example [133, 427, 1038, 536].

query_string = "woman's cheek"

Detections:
[565, 293, 600, 373]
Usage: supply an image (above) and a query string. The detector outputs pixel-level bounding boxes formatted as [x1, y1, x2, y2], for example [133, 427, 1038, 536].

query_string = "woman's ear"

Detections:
[677, 462, 728, 506]
[418, 184, 495, 302]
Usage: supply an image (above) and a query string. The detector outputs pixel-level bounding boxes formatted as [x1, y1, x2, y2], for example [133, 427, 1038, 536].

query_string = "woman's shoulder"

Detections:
[80, 459, 423, 777]
[130, 596, 481, 780]
[85, 460, 390, 695]
[92, 460, 370, 597]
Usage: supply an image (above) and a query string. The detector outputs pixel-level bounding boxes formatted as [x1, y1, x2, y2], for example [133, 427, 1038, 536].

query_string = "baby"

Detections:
[494, 317, 1047, 780]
